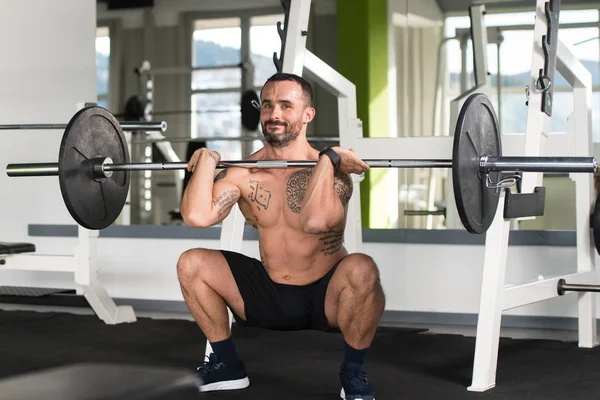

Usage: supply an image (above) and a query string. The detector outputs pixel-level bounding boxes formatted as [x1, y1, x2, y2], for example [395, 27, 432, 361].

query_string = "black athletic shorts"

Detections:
[220, 250, 343, 332]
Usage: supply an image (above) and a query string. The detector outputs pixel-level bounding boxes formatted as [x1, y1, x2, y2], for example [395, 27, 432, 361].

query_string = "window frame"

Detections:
[185, 7, 284, 157]
[444, 14, 600, 138]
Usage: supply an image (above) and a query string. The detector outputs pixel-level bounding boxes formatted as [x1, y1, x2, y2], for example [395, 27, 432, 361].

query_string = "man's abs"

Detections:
[256, 225, 348, 285]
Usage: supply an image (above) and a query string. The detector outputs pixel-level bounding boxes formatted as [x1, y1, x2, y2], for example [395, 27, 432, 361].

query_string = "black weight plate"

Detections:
[452, 93, 502, 234]
[58, 107, 130, 230]
[591, 192, 600, 256]
[241, 90, 260, 131]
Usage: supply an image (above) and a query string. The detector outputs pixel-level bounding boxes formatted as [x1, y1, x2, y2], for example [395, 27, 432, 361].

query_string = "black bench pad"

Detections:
[0, 242, 36, 255]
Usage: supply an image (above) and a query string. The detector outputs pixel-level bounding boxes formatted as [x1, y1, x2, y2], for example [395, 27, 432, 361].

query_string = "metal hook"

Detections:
[251, 100, 261, 110]
[485, 173, 521, 189]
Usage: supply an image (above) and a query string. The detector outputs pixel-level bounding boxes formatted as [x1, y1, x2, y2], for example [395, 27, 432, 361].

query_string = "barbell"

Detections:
[3, 93, 599, 239]
[0, 121, 167, 132]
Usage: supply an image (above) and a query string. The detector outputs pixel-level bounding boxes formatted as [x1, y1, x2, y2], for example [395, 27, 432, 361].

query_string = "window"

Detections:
[250, 15, 283, 88]
[191, 14, 284, 159]
[444, 10, 600, 139]
[96, 26, 110, 109]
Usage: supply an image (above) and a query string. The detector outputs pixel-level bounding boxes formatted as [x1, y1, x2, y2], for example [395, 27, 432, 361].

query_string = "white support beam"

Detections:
[503, 272, 595, 311]
[0, 254, 77, 273]
[281, 0, 311, 75]
[556, 39, 592, 89]
[469, 5, 490, 87]
[520, 0, 553, 193]
[352, 132, 578, 162]
[468, 195, 510, 393]
[303, 50, 357, 115]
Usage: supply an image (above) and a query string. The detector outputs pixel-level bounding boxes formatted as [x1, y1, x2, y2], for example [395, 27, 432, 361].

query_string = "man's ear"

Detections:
[303, 106, 316, 124]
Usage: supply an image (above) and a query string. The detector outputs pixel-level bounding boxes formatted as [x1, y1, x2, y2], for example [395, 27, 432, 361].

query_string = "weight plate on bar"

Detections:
[591, 192, 600, 256]
[452, 93, 502, 234]
[58, 107, 130, 230]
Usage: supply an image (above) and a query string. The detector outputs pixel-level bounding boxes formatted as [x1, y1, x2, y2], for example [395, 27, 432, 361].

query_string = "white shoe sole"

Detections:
[340, 387, 375, 399]
[199, 377, 250, 392]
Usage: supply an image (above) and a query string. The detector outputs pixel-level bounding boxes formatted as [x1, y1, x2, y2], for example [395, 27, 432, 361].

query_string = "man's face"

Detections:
[259, 80, 310, 148]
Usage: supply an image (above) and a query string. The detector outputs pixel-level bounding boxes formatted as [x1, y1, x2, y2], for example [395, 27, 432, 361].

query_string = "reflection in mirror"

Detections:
[105, 6, 600, 231]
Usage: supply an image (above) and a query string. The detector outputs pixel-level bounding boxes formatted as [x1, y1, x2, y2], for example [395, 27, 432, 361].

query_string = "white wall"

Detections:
[2, 234, 598, 321]
[0, 0, 97, 241]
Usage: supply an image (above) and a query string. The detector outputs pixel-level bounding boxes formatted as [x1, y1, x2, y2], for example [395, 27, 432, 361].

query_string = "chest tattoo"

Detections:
[286, 170, 310, 213]
[248, 180, 272, 211]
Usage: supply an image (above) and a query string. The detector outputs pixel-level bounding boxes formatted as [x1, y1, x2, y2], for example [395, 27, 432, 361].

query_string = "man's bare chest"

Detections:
[237, 169, 311, 227]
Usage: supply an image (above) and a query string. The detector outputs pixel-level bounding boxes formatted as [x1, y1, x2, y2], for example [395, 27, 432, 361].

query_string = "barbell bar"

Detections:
[0, 121, 167, 132]
[3, 93, 600, 236]
[130, 135, 341, 144]
[6, 156, 596, 178]
[557, 279, 600, 295]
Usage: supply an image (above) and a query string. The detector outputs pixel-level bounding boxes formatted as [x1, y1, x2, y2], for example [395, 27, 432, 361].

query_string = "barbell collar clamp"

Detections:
[92, 157, 113, 179]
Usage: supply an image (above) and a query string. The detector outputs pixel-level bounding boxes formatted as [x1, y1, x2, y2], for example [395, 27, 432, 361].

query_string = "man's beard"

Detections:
[261, 119, 302, 148]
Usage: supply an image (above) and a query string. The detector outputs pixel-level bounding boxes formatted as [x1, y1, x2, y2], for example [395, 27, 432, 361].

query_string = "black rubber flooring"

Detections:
[1, 310, 599, 399]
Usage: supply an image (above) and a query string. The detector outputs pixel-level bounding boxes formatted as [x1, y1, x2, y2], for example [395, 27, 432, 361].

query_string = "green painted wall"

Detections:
[337, 0, 390, 228]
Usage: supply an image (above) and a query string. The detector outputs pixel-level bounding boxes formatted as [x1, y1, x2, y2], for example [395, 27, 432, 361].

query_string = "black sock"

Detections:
[342, 341, 369, 371]
[210, 337, 242, 367]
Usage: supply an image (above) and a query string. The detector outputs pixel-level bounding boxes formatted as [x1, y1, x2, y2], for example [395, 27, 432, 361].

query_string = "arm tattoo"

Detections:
[319, 230, 344, 256]
[207, 152, 218, 166]
[333, 171, 353, 205]
[248, 180, 271, 211]
[286, 170, 310, 213]
[214, 169, 227, 182]
[213, 189, 237, 220]
[285, 170, 352, 213]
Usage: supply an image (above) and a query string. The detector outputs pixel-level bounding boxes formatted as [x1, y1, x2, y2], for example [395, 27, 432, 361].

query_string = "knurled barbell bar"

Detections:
[3, 94, 599, 237]
[0, 121, 167, 132]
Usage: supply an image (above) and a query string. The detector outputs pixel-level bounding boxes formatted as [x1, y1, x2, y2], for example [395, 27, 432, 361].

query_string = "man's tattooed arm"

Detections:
[286, 170, 352, 214]
[333, 171, 353, 205]
[213, 189, 238, 220]
[214, 169, 227, 182]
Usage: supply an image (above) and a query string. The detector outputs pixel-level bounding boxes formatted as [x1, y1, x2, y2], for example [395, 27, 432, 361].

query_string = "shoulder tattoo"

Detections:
[333, 171, 353, 205]
[214, 169, 227, 182]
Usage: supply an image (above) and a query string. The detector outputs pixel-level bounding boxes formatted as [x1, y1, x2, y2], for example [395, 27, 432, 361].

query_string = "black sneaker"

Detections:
[339, 367, 375, 400]
[196, 353, 250, 392]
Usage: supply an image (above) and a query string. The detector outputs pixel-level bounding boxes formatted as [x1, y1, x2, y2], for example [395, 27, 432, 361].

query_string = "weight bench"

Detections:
[0, 242, 36, 259]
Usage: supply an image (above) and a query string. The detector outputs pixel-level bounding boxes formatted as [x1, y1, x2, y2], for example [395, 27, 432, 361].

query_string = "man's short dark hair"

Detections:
[261, 72, 313, 107]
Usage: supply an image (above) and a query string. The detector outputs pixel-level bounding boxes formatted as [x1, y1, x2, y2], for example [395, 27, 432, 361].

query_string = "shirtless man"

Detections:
[177, 73, 385, 400]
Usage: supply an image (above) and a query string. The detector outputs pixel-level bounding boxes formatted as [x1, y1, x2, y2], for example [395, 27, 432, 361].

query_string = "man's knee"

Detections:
[177, 248, 214, 284]
[342, 253, 380, 289]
